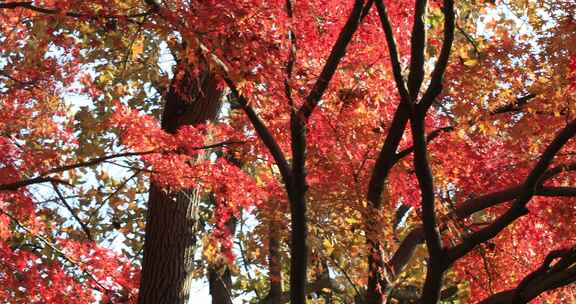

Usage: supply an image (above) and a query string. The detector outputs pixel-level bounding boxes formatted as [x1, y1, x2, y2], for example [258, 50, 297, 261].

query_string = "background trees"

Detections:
[1, 0, 576, 303]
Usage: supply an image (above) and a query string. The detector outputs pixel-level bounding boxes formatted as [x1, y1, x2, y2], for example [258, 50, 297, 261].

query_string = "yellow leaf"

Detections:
[355, 103, 367, 114]
[322, 239, 334, 256]
[345, 217, 359, 225]
[459, 47, 469, 59]
[463, 59, 478, 67]
[99, 71, 114, 83]
[131, 38, 144, 60]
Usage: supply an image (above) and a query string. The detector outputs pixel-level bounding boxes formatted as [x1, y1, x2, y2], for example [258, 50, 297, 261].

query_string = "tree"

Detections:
[1, 0, 576, 304]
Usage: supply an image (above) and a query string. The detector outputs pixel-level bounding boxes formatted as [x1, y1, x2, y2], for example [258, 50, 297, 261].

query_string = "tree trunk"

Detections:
[208, 266, 234, 304]
[208, 217, 236, 304]
[268, 222, 282, 303]
[138, 66, 222, 304]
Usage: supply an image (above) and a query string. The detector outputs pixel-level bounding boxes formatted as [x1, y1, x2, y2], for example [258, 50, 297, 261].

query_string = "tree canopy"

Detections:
[1, 0, 576, 303]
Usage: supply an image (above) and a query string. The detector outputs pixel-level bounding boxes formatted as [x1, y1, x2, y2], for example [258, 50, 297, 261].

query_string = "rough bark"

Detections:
[209, 266, 234, 304]
[268, 222, 283, 303]
[138, 66, 222, 304]
[209, 217, 237, 304]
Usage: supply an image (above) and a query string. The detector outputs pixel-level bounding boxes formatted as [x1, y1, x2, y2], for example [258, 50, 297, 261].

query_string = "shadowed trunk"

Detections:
[209, 266, 234, 304]
[208, 216, 237, 304]
[138, 66, 222, 304]
[268, 222, 283, 303]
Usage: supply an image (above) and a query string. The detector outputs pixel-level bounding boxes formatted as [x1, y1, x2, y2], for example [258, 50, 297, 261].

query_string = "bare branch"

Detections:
[411, 112, 443, 259]
[51, 182, 93, 241]
[447, 119, 576, 264]
[456, 182, 576, 219]
[374, 0, 410, 101]
[490, 94, 537, 115]
[0, 141, 241, 192]
[395, 126, 454, 160]
[43, 150, 158, 176]
[297, 0, 367, 120]
[0, 176, 71, 192]
[0, 208, 117, 296]
[407, 0, 428, 101]
[224, 79, 292, 186]
[385, 159, 576, 301]
[478, 246, 576, 304]
[419, 0, 455, 111]
[284, 0, 297, 110]
[0, 1, 150, 20]
[411, 103, 444, 303]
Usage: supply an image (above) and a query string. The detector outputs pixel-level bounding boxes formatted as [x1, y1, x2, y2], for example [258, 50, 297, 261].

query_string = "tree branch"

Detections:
[407, 0, 428, 101]
[43, 150, 159, 175]
[394, 126, 454, 160]
[419, 0, 455, 111]
[490, 94, 537, 115]
[48, 141, 240, 176]
[388, 226, 425, 275]
[406, 3, 456, 301]
[367, 105, 411, 209]
[455, 181, 576, 219]
[364, 1, 433, 301]
[0, 207, 117, 296]
[478, 246, 576, 304]
[447, 119, 576, 264]
[385, 131, 576, 302]
[51, 182, 93, 241]
[411, 104, 444, 304]
[395, 93, 537, 164]
[288, 2, 369, 302]
[411, 111, 443, 259]
[537, 186, 576, 197]
[0, 141, 241, 192]
[0, 176, 71, 192]
[384, 180, 576, 286]
[364, 104, 411, 303]
[224, 78, 292, 187]
[0, 1, 150, 20]
[373, 118, 576, 302]
[284, 0, 297, 110]
[263, 276, 342, 304]
[374, 0, 410, 102]
[297, 0, 367, 120]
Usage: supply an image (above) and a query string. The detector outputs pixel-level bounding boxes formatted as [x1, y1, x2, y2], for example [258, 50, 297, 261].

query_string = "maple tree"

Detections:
[1, 0, 576, 303]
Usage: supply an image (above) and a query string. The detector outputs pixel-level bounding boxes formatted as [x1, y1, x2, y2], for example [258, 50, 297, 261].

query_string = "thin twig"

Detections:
[51, 182, 93, 241]
[0, 207, 115, 295]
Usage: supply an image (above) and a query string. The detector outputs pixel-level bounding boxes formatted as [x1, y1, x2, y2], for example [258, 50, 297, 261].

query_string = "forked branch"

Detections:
[478, 246, 576, 304]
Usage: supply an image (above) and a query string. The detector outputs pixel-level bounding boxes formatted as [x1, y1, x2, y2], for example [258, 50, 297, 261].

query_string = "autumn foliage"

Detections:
[1, 0, 576, 303]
